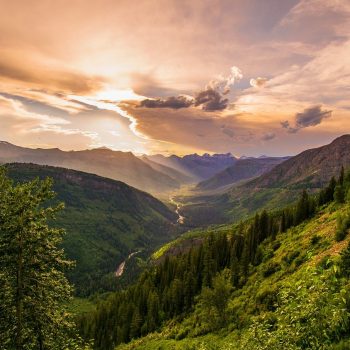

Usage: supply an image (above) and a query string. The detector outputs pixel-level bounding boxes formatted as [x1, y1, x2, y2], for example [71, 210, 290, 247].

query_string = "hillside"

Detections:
[116, 201, 350, 350]
[78, 168, 350, 350]
[6, 163, 179, 296]
[181, 135, 350, 226]
[0, 142, 180, 194]
[196, 156, 289, 191]
[248, 134, 350, 189]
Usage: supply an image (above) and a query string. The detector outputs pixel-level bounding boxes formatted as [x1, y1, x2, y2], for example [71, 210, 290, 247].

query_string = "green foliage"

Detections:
[0, 168, 86, 349]
[194, 269, 233, 331]
[6, 163, 179, 296]
[240, 269, 349, 350]
[335, 212, 350, 241]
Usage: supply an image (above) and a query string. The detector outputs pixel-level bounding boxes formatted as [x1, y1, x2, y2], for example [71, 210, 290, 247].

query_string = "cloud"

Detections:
[0, 57, 104, 95]
[250, 77, 268, 88]
[194, 88, 229, 111]
[139, 95, 193, 109]
[281, 105, 332, 133]
[261, 132, 276, 141]
[207, 66, 243, 94]
[139, 66, 242, 111]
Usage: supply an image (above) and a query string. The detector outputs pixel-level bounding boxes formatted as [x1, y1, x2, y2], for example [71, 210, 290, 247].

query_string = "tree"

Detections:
[0, 169, 76, 350]
[334, 184, 345, 204]
[196, 269, 233, 330]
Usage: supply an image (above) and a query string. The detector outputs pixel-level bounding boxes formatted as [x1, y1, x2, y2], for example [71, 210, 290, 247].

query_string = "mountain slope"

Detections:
[6, 163, 179, 296]
[78, 170, 350, 349]
[196, 156, 289, 191]
[147, 153, 237, 181]
[140, 156, 193, 184]
[0, 142, 180, 194]
[247, 134, 350, 189]
[116, 201, 350, 350]
[182, 135, 350, 226]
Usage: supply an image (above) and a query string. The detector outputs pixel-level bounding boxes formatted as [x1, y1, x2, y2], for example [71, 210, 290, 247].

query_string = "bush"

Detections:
[317, 255, 332, 270]
[255, 286, 278, 311]
[335, 213, 350, 242]
[283, 250, 300, 266]
[294, 253, 307, 267]
[310, 235, 321, 245]
[331, 340, 350, 350]
[262, 262, 280, 277]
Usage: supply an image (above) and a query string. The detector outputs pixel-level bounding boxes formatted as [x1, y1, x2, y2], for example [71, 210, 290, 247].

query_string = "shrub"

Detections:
[335, 213, 350, 242]
[255, 286, 278, 311]
[262, 262, 280, 277]
[294, 253, 307, 267]
[310, 234, 321, 245]
[283, 250, 300, 266]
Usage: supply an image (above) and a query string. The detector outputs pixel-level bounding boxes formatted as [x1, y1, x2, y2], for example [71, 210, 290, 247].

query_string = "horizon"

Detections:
[0, 1, 349, 156]
[1, 133, 349, 159]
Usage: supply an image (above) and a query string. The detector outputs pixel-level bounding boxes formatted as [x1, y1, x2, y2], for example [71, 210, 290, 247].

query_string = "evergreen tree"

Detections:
[0, 169, 76, 350]
[334, 184, 345, 204]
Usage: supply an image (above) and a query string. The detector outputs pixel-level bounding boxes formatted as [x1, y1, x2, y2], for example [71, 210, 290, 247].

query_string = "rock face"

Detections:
[0, 142, 180, 194]
[197, 156, 289, 191]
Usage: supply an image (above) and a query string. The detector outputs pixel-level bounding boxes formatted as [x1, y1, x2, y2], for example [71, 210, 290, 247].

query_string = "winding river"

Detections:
[169, 196, 185, 224]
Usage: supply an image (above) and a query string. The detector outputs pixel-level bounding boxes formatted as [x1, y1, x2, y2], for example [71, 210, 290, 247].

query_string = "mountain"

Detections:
[181, 135, 350, 226]
[0, 141, 180, 194]
[6, 163, 179, 296]
[247, 134, 350, 189]
[196, 156, 289, 191]
[147, 153, 237, 181]
[140, 156, 193, 185]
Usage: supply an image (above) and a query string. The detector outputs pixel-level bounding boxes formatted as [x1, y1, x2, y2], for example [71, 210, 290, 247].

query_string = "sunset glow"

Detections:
[0, 0, 349, 156]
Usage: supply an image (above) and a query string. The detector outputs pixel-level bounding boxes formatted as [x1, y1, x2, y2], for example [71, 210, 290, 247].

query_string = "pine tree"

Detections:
[334, 184, 345, 204]
[0, 169, 76, 350]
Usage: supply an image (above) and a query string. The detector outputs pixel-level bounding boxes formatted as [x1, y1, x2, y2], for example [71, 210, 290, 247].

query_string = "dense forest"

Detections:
[77, 168, 350, 350]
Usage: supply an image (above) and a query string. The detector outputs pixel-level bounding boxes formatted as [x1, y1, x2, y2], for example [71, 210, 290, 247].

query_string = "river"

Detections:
[115, 251, 141, 277]
[169, 196, 185, 224]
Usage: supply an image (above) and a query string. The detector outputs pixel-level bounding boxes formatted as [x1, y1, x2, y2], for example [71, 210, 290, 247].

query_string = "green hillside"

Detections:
[115, 196, 350, 349]
[77, 167, 350, 350]
[5, 163, 179, 296]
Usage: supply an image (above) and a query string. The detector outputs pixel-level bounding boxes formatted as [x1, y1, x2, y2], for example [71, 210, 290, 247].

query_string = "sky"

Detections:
[0, 0, 349, 156]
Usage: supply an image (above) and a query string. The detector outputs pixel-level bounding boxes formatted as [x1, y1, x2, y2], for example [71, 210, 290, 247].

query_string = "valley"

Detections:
[2, 135, 350, 350]
[2, 4, 349, 349]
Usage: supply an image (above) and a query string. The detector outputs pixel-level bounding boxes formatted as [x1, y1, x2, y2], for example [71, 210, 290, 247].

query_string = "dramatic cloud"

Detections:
[139, 96, 193, 109]
[139, 66, 242, 112]
[194, 88, 229, 111]
[282, 105, 332, 133]
[250, 77, 268, 88]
